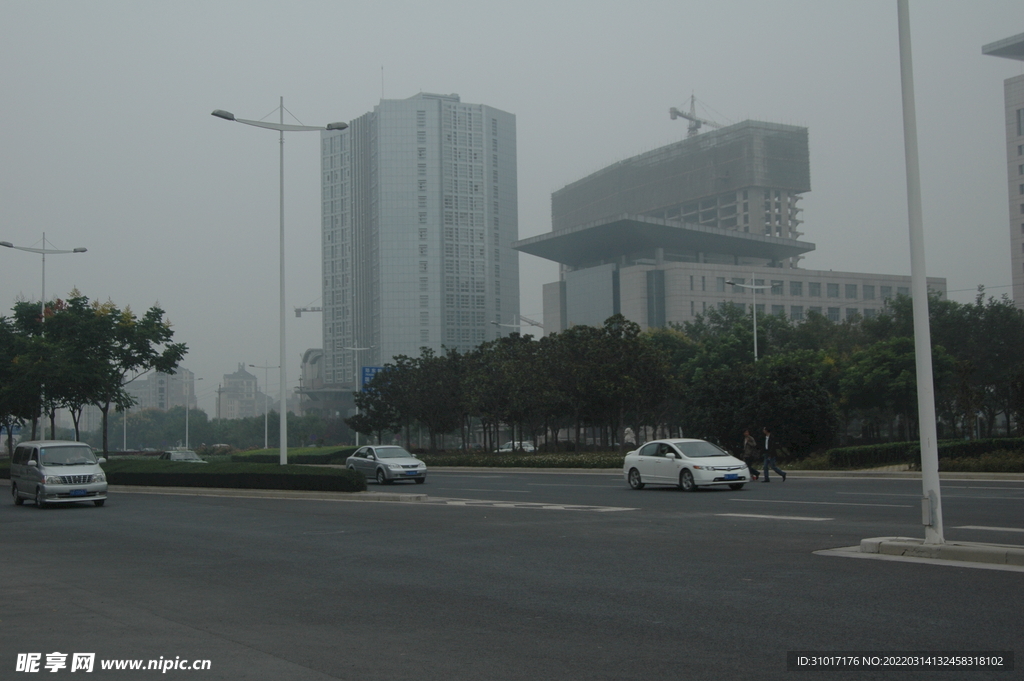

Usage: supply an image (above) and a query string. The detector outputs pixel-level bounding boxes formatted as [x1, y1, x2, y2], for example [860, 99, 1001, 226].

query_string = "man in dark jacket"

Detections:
[761, 426, 787, 482]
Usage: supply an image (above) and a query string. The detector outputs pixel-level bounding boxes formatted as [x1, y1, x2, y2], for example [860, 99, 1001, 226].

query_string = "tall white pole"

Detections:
[279, 96, 288, 466]
[897, 0, 943, 544]
[41, 232, 46, 320]
[752, 276, 758, 361]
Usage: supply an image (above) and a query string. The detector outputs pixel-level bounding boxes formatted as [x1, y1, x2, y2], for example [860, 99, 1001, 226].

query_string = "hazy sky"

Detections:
[2, 0, 1023, 414]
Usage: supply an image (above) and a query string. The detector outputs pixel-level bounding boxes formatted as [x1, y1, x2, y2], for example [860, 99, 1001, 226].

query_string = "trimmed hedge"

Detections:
[231, 447, 357, 465]
[417, 451, 624, 468]
[822, 438, 1024, 469]
[100, 460, 366, 492]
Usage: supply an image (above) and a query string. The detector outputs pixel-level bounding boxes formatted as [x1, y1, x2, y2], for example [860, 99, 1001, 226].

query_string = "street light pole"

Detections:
[250, 363, 278, 450]
[1, 234, 88, 437]
[1, 233, 88, 320]
[185, 375, 202, 450]
[725, 277, 771, 361]
[212, 101, 347, 465]
[342, 347, 373, 446]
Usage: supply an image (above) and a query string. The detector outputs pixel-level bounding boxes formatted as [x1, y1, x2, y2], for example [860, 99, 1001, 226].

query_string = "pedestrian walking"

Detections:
[761, 426, 786, 482]
[743, 429, 760, 481]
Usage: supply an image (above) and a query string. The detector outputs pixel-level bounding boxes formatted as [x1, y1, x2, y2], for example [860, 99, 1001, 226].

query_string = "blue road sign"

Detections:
[361, 366, 384, 388]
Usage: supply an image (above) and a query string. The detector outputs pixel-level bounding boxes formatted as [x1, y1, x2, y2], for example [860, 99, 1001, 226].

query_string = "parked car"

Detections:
[346, 445, 427, 484]
[10, 440, 108, 508]
[158, 449, 208, 463]
[623, 439, 751, 491]
[497, 441, 536, 453]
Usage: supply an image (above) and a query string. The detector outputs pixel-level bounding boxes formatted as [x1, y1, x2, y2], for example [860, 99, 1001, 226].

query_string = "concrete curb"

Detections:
[859, 536, 1024, 567]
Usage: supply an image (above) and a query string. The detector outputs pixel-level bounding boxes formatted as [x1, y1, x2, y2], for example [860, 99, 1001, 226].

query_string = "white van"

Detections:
[10, 440, 108, 508]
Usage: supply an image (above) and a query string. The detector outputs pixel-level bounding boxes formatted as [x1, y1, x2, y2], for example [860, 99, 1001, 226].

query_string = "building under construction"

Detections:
[516, 119, 944, 331]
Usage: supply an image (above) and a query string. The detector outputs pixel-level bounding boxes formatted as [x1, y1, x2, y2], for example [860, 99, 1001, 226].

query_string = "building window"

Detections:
[701, 276, 706, 292]
[419, 244, 428, 256]
[420, 311, 429, 325]
[790, 281, 803, 296]
[754, 303, 764, 315]
[419, 277, 428, 292]
[827, 283, 839, 298]
[1018, 108, 1024, 137]
[421, 330, 429, 343]
[808, 282, 821, 297]
[863, 285, 875, 300]
[845, 284, 858, 299]
[897, 286, 910, 296]
[880, 285, 893, 300]
[419, 261, 428, 273]
[690, 275, 694, 291]
[827, 307, 840, 322]
[864, 309, 877, 319]
[731, 277, 746, 293]
[419, 212, 427, 224]
[809, 306, 822, 316]
[716, 277, 726, 292]
[771, 280, 783, 295]
[420, 295, 428, 308]
[846, 308, 860, 319]
[772, 305, 785, 316]
[790, 306, 804, 321]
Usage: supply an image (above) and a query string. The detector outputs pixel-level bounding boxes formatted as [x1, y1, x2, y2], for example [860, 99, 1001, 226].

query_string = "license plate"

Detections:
[70, 489, 88, 496]
[405, 471, 419, 475]
[724, 474, 738, 480]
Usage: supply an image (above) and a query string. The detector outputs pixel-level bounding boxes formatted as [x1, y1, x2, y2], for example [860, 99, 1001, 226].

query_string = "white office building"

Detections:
[983, 32, 1024, 309]
[320, 93, 519, 388]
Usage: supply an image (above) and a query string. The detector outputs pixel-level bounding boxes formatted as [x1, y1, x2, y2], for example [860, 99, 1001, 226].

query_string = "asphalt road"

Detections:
[2, 472, 1021, 680]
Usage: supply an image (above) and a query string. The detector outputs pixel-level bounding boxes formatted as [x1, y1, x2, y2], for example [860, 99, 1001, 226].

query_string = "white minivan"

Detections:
[10, 440, 108, 508]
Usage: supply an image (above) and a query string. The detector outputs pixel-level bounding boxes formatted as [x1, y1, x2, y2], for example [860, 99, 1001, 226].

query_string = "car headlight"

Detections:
[93, 473, 106, 483]
[388, 464, 402, 470]
[44, 475, 63, 484]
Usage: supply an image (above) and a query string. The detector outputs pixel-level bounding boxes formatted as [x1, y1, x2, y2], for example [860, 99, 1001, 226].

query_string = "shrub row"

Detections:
[822, 438, 1024, 469]
[231, 447, 357, 465]
[417, 451, 624, 468]
[101, 460, 366, 492]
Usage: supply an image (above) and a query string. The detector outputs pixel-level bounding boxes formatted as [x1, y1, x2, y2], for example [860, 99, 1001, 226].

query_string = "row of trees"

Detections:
[0, 292, 187, 455]
[350, 291, 1024, 456]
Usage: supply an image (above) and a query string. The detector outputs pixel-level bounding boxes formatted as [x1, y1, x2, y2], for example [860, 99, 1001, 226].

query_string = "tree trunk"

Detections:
[100, 401, 110, 456]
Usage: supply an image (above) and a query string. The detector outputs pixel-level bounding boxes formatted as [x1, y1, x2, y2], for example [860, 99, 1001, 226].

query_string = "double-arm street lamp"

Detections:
[1, 233, 88, 320]
[212, 99, 347, 465]
[725, 277, 771, 361]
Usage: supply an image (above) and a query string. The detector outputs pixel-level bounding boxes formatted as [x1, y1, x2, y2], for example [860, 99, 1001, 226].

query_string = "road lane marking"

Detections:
[952, 525, 1024, 533]
[719, 513, 832, 521]
[730, 498, 912, 508]
[429, 488, 531, 493]
[421, 497, 636, 512]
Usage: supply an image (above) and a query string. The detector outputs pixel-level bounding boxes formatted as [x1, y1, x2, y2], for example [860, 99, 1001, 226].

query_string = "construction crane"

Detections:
[294, 306, 322, 318]
[491, 314, 544, 331]
[669, 94, 724, 138]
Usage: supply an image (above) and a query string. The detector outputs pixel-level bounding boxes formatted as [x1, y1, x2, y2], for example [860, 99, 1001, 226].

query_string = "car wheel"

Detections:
[12, 484, 24, 506]
[376, 468, 390, 485]
[94, 499, 106, 507]
[35, 487, 48, 508]
[728, 483, 745, 490]
[627, 468, 645, 490]
[679, 469, 698, 492]
[414, 478, 426, 484]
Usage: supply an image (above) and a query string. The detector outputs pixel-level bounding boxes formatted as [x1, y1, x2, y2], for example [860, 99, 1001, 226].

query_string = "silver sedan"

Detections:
[346, 445, 427, 485]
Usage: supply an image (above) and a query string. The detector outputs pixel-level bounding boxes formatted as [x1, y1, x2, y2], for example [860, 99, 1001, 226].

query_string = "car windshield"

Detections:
[171, 451, 202, 461]
[673, 441, 730, 458]
[39, 445, 97, 466]
[375, 447, 413, 459]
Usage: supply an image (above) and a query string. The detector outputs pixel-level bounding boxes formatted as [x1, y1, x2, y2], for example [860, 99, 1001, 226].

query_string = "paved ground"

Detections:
[1, 472, 1021, 680]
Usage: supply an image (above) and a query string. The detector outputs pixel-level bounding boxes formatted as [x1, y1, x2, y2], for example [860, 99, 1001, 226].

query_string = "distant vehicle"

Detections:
[346, 445, 427, 484]
[159, 450, 208, 464]
[10, 440, 108, 508]
[623, 439, 750, 491]
[497, 441, 535, 453]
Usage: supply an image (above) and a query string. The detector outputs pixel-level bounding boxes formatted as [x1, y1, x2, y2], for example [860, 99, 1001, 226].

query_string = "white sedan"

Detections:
[623, 439, 751, 491]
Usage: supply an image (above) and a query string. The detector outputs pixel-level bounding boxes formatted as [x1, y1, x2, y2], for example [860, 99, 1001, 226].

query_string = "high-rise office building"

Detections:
[983, 32, 1024, 309]
[320, 93, 518, 389]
